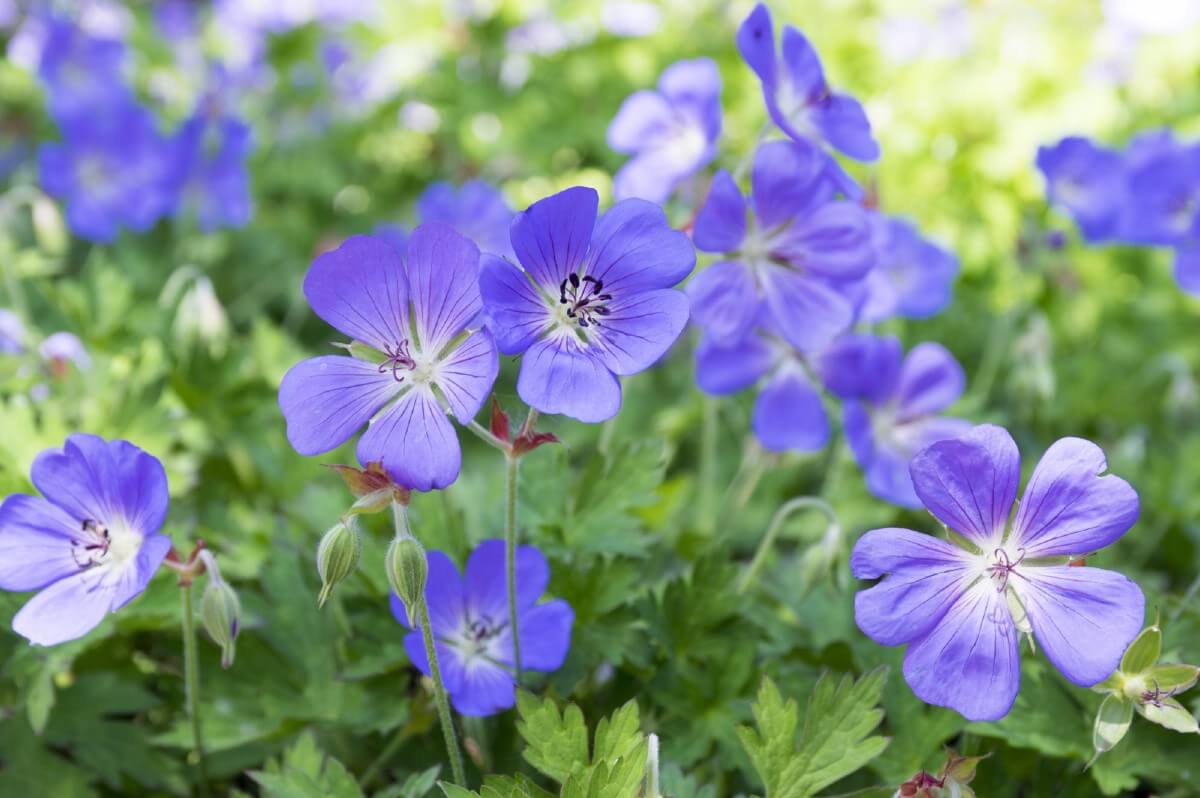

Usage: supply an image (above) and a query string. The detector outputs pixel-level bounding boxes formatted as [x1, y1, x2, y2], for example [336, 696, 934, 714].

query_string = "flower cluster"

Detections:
[30, 13, 253, 242]
[375, 179, 516, 261]
[1038, 131, 1200, 295]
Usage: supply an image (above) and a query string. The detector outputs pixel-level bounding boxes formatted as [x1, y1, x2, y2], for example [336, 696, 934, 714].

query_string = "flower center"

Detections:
[558, 273, 612, 329]
[378, 340, 416, 382]
[1140, 680, 1176, 708]
[987, 546, 1026, 592]
[71, 518, 139, 570]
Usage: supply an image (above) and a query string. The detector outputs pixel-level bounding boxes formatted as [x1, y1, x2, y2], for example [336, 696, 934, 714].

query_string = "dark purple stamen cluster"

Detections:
[378, 340, 416, 382]
[988, 547, 1026, 592]
[559, 273, 613, 328]
[468, 616, 503, 642]
[71, 518, 111, 569]
[1141, 680, 1177, 709]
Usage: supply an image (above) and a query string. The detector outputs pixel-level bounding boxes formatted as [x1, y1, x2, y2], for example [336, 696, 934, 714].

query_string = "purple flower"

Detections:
[36, 15, 129, 121]
[0, 309, 26, 354]
[373, 223, 409, 256]
[39, 102, 176, 243]
[822, 335, 970, 508]
[169, 104, 254, 231]
[0, 434, 172, 646]
[390, 540, 573, 716]
[694, 319, 829, 453]
[1036, 137, 1127, 243]
[1119, 141, 1200, 247]
[856, 214, 958, 322]
[607, 58, 721, 204]
[39, 331, 92, 374]
[417, 180, 515, 260]
[688, 140, 874, 351]
[736, 3, 879, 162]
[1175, 243, 1200, 297]
[851, 424, 1145, 721]
[279, 225, 499, 491]
[479, 187, 693, 423]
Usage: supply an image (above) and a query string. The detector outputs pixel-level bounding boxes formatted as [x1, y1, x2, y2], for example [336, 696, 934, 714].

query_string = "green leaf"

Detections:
[738, 669, 890, 798]
[516, 691, 590, 783]
[250, 732, 365, 798]
[25, 668, 55, 735]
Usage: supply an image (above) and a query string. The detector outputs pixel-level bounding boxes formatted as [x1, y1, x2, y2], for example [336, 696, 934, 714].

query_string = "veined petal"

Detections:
[303, 235, 410, 353]
[405, 222, 483, 353]
[752, 370, 829, 452]
[902, 580, 1021, 722]
[1010, 437, 1139, 558]
[479, 254, 552, 355]
[436, 330, 499, 424]
[0, 495, 85, 591]
[453, 659, 516, 716]
[693, 170, 747, 253]
[279, 356, 400, 456]
[686, 260, 760, 345]
[12, 568, 114, 645]
[750, 139, 832, 228]
[403, 631, 466, 695]
[495, 600, 574, 671]
[464, 539, 550, 622]
[1011, 565, 1144, 686]
[585, 199, 695, 295]
[894, 342, 965, 423]
[517, 335, 621, 423]
[777, 201, 875, 280]
[910, 424, 1020, 548]
[851, 527, 976, 646]
[761, 266, 852, 353]
[357, 386, 461, 491]
[511, 187, 598, 290]
[591, 289, 689, 376]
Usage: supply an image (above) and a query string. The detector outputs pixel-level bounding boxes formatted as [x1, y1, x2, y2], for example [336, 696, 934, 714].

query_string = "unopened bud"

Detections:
[316, 518, 362, 607]
[199, 553, 240, 669]
[386, 536, 428, 621]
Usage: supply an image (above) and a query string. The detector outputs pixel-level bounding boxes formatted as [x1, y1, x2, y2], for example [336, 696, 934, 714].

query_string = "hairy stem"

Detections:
[504, 452, 522, 684]
[738, 497, 839, 593]
[181, 584, 210, 798]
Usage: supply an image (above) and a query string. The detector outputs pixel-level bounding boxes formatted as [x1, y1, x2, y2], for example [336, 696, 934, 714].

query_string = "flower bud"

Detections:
[199, 557, 240, 669]
[386, 536, 428, 621]
[316, 518, 362, 607]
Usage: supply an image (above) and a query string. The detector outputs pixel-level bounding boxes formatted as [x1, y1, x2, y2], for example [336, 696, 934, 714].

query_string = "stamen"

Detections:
[378, 340, 416, 382]
[987, 547, 1025, 592]
[1141, 680, 1176, 709]
[71, 519, 111, 569]
[558, 272, 613, 328]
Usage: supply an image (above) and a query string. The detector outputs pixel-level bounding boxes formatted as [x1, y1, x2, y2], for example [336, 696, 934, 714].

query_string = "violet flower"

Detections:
[856, 214, 959, 322]
[0, 309, 26, 354]
[391, 540, 573, 716]
[1036, 137, 1127, 243]
[851, 424, 1144, 721]
[278, 225, 499, 491]
[479, 186, 693, 423]
[0, 434, 172, 645]
[607, 57, 722, 204]
[169, 103, 254, 232]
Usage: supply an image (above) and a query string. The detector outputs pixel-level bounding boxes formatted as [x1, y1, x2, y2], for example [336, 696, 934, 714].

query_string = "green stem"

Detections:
[504, 453, 522, 685]
[698, 395, 720, 534]
[181, 584, 210, 798]
[392, 502, 467, 787]
[465, 419, 509, 451]
[737, 497, 839, 594]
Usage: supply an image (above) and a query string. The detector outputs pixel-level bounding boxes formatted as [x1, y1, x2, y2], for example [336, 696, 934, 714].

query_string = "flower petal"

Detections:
[750, 139, 832, 229]
[0, 495, 86, 591]
[591, 289, 689, 376]
[613, 154, 679, 205]
[1174, 245, 1200, 296]
[495, 600, 574, 672]
[403, 631, 466, 695]
[279, 356, 399, 456]
[453, 659, 516, 716]
[107, 533, 171, 610]
[303, 235, 410, 352]
[693, 170, 747, 253]
[436, 330, 499, 424]
[391, 549, 465, 637]
[761, 266, 852, 353]
[814, 93, 880, 162]
[685, 260, 759, 345]
[479, 254, 552, 354]
[752, 370, 829, 452]
[851, 527, 975, 646]
[818, 333, 901, 403]
[607, 90, 675, 153]
[405, 222, 483, 353]
[1010, 438, 1139, 558]
[780, 25, 826, 101]
[736, 3, 777, 90]
[585, 199, 695, 295]
[464, 539, 550, 623]
[1011, 565, 1144, 686]
[902, 580, 1020, 722]
[894, 342, 965, 423]
[776, 201, 875, 281]
[357, 386, 461, 491]
[694, 332, 774, 395]
[910, 424, 1020, 548]
[517, 335, 621, 423]
[511, 186, 598, 290]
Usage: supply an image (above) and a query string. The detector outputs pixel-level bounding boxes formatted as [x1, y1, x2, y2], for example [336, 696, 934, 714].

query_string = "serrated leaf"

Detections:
[736, 677, 799, 797]
[516, 691, 590, 783]
[593, 700, 641, 763]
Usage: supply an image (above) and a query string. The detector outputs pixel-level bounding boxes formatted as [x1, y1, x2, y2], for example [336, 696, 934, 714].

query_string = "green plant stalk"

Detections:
[504, 452, 522, 685]
[181, 583, 210, 798]
[738, 496, 839, 593]
[698, 395, 720, 535]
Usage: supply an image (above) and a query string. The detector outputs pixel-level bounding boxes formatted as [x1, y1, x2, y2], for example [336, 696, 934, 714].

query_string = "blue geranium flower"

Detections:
[479, 186, 693, 423]
[169, 102, 254, 231]
[736, 3, 878, 162]
[0, 309, 26, 354]
[376, 180, 515, 261]
[821, 334, 971, 508]
[607, 58, 722, 204]
[1036, 136, 1127, 243]
[1120, 140, 1200, 246]
[0, 434, 172, 646]
[856, 214, 959, 322]
[39, 102, 176, 243]
[36, 14, 129, 121]
[278, 225, 499, 491]
[687, 139, 874, 352]
[390, 540, 573, 716]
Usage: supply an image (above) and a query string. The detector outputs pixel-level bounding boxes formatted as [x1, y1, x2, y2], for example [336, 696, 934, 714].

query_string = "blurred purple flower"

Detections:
[1120, 141, 1200, 246]
[601, 1, 662, 38]
[279, 226, 498, 491]
[736, 3, 879, 162]
[1036, 137, 1127, 243]
[39, 332, 91, 374]
[0, 434, 172, 646]
[479, 187, 693, 423]
[607, 58, 721, 204]
[1175, 243, 1200, 296]
[857, 214, 959, 322]
[169, 104, 254, 231]
[0, 309, 25, 354]
[822, 335, 970, 508]
[688, 140, 874, 352]
[851, 424, 1144, 721]
[391, 540, 573, 716]
[373, 223, 409, 256]
[36, 14, 129, 121]
[39, 102, 176, 243]
[418, 180, 515, 260]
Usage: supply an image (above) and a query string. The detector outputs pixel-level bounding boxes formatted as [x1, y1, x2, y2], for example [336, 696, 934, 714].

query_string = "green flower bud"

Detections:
[199, 558, 240, 669]
[316, 518, 362, 607]
[386, 536, 428, 621]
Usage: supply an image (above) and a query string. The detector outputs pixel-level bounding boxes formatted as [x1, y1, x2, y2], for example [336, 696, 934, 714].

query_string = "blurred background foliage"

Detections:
[1, 0, 1199, 796]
